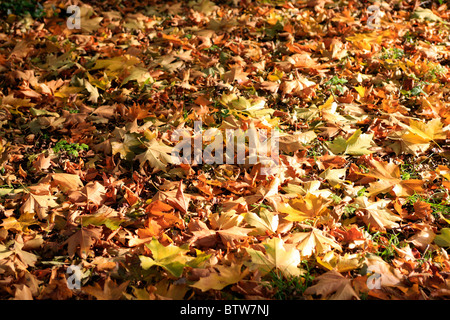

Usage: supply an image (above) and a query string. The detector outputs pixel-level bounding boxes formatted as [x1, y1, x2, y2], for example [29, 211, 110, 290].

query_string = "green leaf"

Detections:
[30, 107, 60, 117]
[140, 238, 192, 277]
[327, 129, 374, 155]
[244, 208, 278, 235]
[81, 214, 125, 231]
[434, 228, 450, 247]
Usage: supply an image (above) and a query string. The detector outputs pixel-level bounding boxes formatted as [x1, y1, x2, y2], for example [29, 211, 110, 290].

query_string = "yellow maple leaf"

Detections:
[287, 228, 342, 258]
[402, 118, 446, 144]
[316, 251, 363, 273]
[361, 158, 424, 197]
[245, 237, 303, 278]
[278, 193, 331, 222]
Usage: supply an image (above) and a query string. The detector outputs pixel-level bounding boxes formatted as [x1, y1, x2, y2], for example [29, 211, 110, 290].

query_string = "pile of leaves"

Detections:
[0, 0, 449, 300]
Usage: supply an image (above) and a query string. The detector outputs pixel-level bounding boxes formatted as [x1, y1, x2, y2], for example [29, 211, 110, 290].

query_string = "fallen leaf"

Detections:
[190, 264, 247, 292]
[136, 139, 175, 173]
[140, 238, 194, 277]
[50, 173, 83, 192]
[304, 270, 359, 300]
[361, 158, 424, 197]
[64, 227, 102, 258]
[277, 193, 331, 222]
[245, 237, 303, 278]
[327, 129, 375, 155]
[286, 228, 342, 258]
[434, 228, 450, 247]
[83, 277, 129, 300]
[354, 196, 402, 232]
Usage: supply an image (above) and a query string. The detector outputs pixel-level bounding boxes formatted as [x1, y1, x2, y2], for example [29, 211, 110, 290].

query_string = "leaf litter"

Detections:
[0, 0, 450, 300]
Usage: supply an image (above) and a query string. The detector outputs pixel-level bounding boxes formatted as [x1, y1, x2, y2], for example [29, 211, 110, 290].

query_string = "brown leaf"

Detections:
[361, 158, 424, 197]
[64, 227, 102, 258]
[85, 181, 107, 206]
[51, 173, 84, 192]
[13, 284, 33, 300]
[188, 219, 218, 248]
[83, 277, 129, 300]
[304, 270, 359, 300]
[20, 186, 58, 220]
[165, 181, 189, 214]
[37, 268, 73, 300]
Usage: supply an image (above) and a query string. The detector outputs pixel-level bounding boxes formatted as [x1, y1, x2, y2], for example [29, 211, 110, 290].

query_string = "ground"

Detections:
[0, 0, 450, 300]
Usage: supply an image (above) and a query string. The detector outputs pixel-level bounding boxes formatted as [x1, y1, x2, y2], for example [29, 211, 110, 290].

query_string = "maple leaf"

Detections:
[345, 32, 383, 51]
[84, 181, 107, 206]
[361, 158, 424, 197]
[223, 66, 249, 84]
[363, 253, 403, 288]
[189, 218, 251, 248]
[245, 237, 303, 278]
[192, 0, 218, 14]
[389, 118, 446, 156]
[130, 219, 164, 247]
[78, 5, 103, 33]
[434, 228, 450, 247]
[277, 193, 331, 222]
[140, 238, 193, 277]
[354, 197, 402, 232]
[13, 284, 33, 300]
[31, 153, 52, 172]
[20, 186, 58, 220]
[111, 131, 142, 160]
[210, 210, 245, 230]
[64, 227, 102, 259]
[278, 131, 316, 153]
[84, 80, 99, 104]
[407, 226, 435, 251]
[316, 252, 363, 273]
[145, 200, 183, 230]
[153, 278, 189, 300]
[217, 226, 252, 247]
[319, 167, 347, 188]
[190, 263, 247, 292]
[286, 52, 325, 71]
[121, 66, 152, 86]
[0, 238, 38, 271]
[1, 212, 40, 233]
[188, 219, 218, 248]
[50, 173, 83, 193]
[327, 129, 375, 155]
[136, 138, 175, 173]
[83, 277, 129, 300]
[411, 8, 442, 22]
[286, 228, 342, 258]
[303, 270, 359, 300]
[81, 206, 126, 231]
[163, 181, 190, 214]
[92, 55, 141, 74]
[244, 208, 279, 235]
